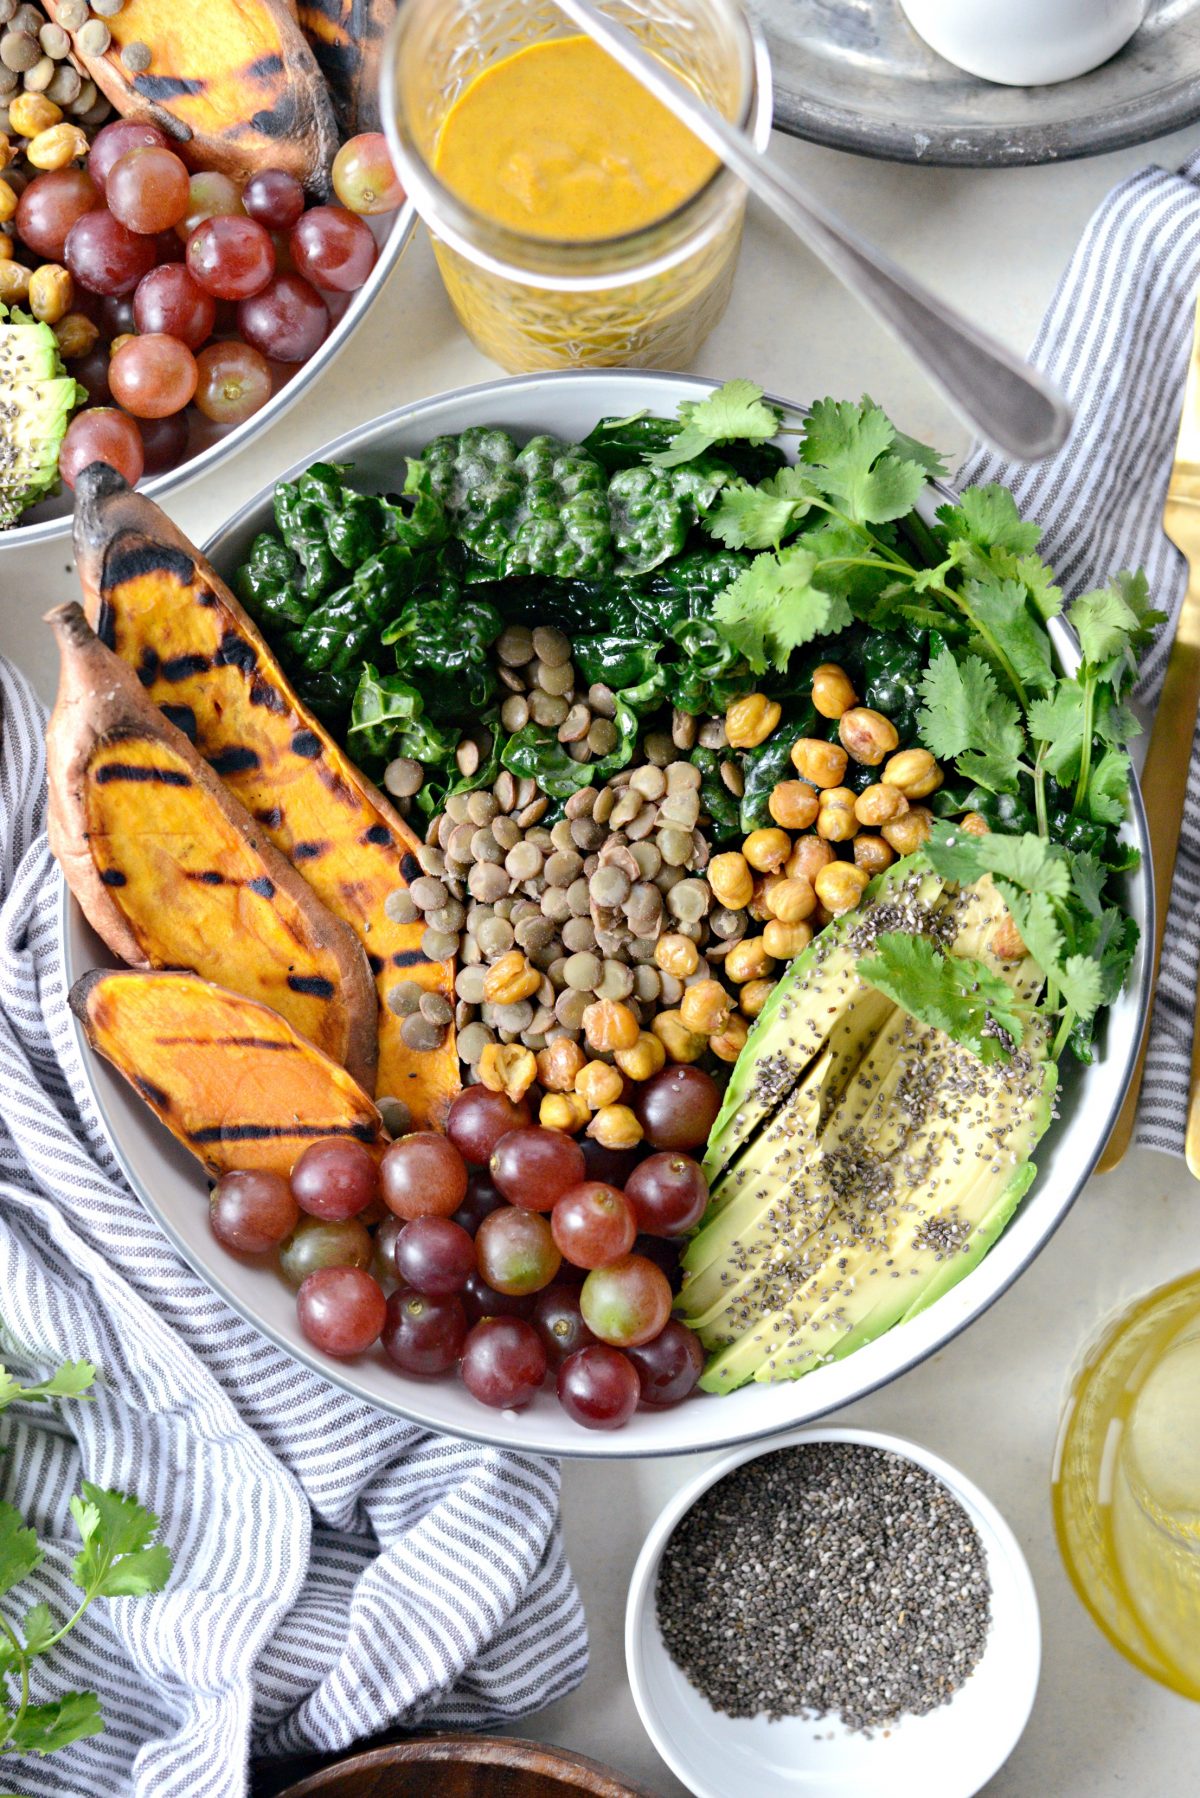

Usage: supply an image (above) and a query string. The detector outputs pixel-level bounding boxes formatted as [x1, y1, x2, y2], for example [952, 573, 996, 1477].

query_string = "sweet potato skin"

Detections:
[46, 602, 378, 1091]
[45, 0, 338, 193]
[298, 0, 395, 136]
[71, 968, 385, 1178]
[73, 465, 460, 1129]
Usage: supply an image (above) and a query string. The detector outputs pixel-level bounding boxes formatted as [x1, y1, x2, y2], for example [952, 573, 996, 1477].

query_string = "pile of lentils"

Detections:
[0, 0, 122, 128]
[656, 1442, 992, 1733]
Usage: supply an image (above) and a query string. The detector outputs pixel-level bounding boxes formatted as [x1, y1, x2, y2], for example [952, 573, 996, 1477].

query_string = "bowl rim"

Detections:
[60, 367, 1153, 1459]
[0, 201, 416, 550]
[623, 1422, 1042, 1798]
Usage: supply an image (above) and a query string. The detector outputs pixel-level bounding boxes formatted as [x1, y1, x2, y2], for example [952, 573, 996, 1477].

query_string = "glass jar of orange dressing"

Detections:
[382, 0, 771, 372]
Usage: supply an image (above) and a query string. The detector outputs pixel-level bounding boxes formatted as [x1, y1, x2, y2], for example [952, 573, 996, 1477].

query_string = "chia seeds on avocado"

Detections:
[655, 1441, 991, 1732]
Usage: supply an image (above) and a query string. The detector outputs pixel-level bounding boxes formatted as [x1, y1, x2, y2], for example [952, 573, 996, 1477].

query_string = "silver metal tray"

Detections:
[750, 0, 1200, 166]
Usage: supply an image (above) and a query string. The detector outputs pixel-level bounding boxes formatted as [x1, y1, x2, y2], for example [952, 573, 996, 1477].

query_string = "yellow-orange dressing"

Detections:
[433, 36, 718, 241]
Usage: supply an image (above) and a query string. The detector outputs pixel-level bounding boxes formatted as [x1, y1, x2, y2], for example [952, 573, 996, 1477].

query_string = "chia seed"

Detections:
[655, 1441, 991, 1733]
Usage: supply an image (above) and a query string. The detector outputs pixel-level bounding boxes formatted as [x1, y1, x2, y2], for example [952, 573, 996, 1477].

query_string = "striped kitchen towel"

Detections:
[0, 654, 586, 1795]
[961, 144, 1200, 1156]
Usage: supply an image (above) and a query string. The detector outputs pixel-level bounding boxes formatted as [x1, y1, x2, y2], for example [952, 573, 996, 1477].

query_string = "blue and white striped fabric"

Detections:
[0, 652, 586, 1794]
[961, 145, 1200, 1156]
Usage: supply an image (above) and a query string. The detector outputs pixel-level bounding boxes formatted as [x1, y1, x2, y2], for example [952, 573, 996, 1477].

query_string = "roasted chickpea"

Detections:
[726, 693, 781, 749]
[748, 874, 777, 923]
[764, 875, 815, 925]
[786, 835, 835, 884]
[8, 93, 62, 137]
[724, 935, 775, 984]
[881, 805, 933, 856]
[707, 851, 754, 911]
[838, 706, 900, 767]
[739, 978, 775, 1020]
[26, 123, 89, 171]
[655, 932, 700, 979]
[811, 662, 857, 719]
[614, 1031, 666, 1081]
[768, 780, 820, 830]
[679, 978, 732, 1036]
[742, 827, 791, 874]
[0, 262, 31, 304]
[960, 811, 990, 837]
[762, 919, 813, 961]
[575, 1060, 624, 1110]
[536, 1037, 587, 1093]
[586, 1104, 644, 1150]
[991, 914, 1026, 961]
[854, 782, 909, 827]
[478, 1043, 538, 1101]
[0, 179, 18, 225]
[483, 950, 542, 1005]
[790, 737, 848, 789]
[540, 1091, 590, 1133]
[53, 311, 99, 359]
[881, 747, 943, 799]
[582, 999, 640, 1054]
[814, 861, 871, 916]
[816, 787, 858, 843]
[27, 262, 72, 324]
[652, 1009, 708, 1063]
[0, 134, 10, 173]
[711, 1014, 750, 1062]
[853, 835, 895, 876]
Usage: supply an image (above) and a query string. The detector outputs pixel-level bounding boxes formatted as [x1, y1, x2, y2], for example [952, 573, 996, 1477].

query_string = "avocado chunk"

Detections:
[0, 308, 86, 528]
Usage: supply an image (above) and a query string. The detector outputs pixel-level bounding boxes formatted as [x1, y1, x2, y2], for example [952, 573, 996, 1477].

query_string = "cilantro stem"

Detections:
[1033, 741, 1050, 840]
[0, 1614, 28, 1751]
[1052, 1008, 1076, 1061]
[1072, 674, 1096, 815]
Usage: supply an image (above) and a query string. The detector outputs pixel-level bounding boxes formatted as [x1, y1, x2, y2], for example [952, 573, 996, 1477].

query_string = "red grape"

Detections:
[290, 1138, 379, 1222]
[209, 1169, 298, 1253]
[451, 1168, 505, 1236]
[627, 1321, 704, 1408]
[279, 1215, 373, 1286]
[460, 1317, 546, 1409]
[290, 205, 377, 292]
[462, 1269, 534, 1323]
[550, 1182, 636, 1270]
[243, 167, 305, 230]
[193, 340, 273, 425]
[633, 1233, 683, 1291]
[15, 169, 99, 261]
[137, 409, 190, 477]
[66, 209, 156, 295]
[332, 133, 405, 215]
[237, 273, 329, 363]
[557, 1345, 639, 1430]
[88, 120, 168, 192]
[380, 1131, 467, 1220]
[106, 146, 190, 234]
[59, 409, 144, 489]
[175, 169, 245, 241]
[154, 228, 186, 264]
[73, 346, 112, 407]
[446, 1087, 531, 1166]
[634, 1066, 720, 1152]
[296, 1265, 386, 1356]
[187, 214, 275, 299]
[532, 1285, 596, 1369]
[134, 264, 216, 346]
[475, 1206, 560, 1296]
[373, 1211, 403, 1283]
[108, 333, 198, 418]
[580, 1255, 673, 1348]
[394, 1216, 476, 1295]
[99, 293, 136, 339]
[580, 1134, 644, 1189]
[625, 1152, 708, 1237]
[382, 1286, 466, 1375]
[490, 1127, 586, 1212]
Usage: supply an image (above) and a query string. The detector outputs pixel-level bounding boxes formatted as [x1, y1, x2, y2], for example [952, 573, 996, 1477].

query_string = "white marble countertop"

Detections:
[4, 121, 1199, 1798]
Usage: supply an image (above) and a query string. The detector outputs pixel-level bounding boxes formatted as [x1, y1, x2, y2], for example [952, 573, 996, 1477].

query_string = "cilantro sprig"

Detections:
[856, 933, 1026, 1065]
[0, 1355, 172, 1762]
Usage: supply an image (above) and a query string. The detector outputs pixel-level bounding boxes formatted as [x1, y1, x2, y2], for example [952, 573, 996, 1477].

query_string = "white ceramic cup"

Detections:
[898, 0, 1149, 87]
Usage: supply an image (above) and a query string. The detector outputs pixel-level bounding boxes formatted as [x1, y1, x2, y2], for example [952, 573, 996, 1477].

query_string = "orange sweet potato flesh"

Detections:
[71, 968, 384, 1179]
[73, 464, 460, 1130]
[298, 0, 395, 136]
[45, 0, 339, 194]
[46, 602, 378, 1091]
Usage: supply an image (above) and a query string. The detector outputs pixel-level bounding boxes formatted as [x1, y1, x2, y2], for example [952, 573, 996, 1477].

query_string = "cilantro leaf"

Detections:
[1069, 850, 1107, 918]
[0, 1359, 94, 1413]
[7, 1692, 103, 1755]
[856, 933, 1024, 1064]
[713, 545, 852, 673]
[995, 886, 1063, 980]
[1081, 907, 1140, 1003]
[1013, 553, 1063, 622]
[1059, 954, 1104, 1024]
[1084, 747, 1131, 825]
[926, 821, 1072, 898]
[1069, 582, 1143, 669]
[799, 396, 929, 523]
[21, 1604, 55, 1657]
[936, 485, 1042, 556]
[0, 1502, 42, 1601]
[1027, 679, 1088, 783]
[70, 1484, 171, 1601]
[650, 380, 781, 469]
[962, 573, 1056, 696]
[917, 648, 1025, 792]
[705, 466, 820, 550]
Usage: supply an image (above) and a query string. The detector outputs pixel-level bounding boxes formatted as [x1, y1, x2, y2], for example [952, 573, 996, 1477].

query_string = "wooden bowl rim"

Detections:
[274, 1732, 661, 1798]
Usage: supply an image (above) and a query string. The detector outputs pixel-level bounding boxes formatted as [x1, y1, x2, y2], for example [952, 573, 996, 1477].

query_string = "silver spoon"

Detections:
[551, 0, 1071, 460]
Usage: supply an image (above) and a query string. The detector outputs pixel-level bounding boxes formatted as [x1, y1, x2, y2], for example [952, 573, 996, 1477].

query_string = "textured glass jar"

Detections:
[383, 0, 771, 372]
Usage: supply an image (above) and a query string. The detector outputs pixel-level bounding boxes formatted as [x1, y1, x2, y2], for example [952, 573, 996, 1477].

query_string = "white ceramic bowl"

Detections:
[61, 369, 1152, 1457]
[625, 1425, 1041, 1798]
[898, 0, 1148, 88]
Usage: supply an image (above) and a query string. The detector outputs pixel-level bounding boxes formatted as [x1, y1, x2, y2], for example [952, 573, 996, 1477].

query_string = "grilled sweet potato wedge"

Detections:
[44, 0, 338, 193]
[71, 968, 385, 1179]
[298, 0, 394, 136]
[73, 465, 459, 1129]
[47, 603, 378, 1090]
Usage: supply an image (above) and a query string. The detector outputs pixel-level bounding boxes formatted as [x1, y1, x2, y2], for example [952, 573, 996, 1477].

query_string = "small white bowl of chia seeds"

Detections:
[626, 1426, 1040, 1798]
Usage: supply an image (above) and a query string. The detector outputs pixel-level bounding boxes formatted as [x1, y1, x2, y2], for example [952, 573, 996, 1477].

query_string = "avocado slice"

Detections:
[0, 308, 86, 528]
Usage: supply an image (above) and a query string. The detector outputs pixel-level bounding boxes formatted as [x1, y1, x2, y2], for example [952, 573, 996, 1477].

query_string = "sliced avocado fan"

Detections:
[0, 307, 86, 529]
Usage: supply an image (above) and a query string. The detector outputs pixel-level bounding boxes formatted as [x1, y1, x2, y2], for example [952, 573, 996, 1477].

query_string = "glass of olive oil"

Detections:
[1053, 1269, 1200, 1699]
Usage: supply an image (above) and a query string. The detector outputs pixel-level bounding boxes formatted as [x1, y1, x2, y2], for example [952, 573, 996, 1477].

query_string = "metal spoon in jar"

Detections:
[551, 0, 1071, 461]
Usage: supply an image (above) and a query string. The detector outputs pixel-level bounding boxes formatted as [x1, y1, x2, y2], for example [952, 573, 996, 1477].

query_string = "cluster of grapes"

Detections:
[10, 124, 404, 489]
[209, 1066, 722, 1431]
